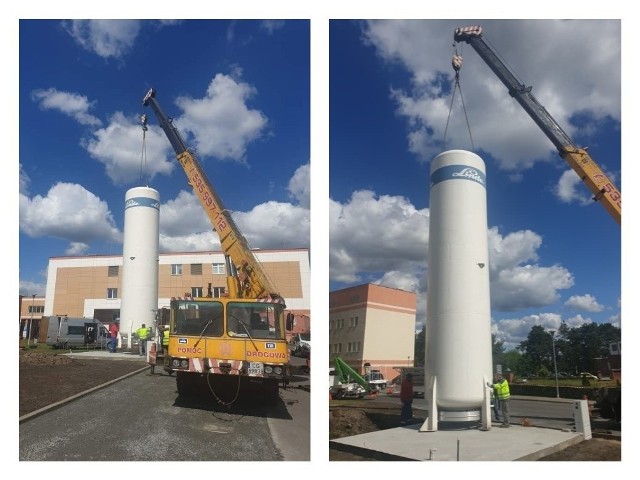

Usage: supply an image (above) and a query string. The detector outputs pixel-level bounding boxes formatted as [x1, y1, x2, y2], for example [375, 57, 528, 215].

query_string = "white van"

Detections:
[45, 316, 110, 349]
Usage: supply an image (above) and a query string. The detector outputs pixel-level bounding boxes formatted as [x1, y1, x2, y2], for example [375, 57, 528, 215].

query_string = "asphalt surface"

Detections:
[19, 350, 310, 461]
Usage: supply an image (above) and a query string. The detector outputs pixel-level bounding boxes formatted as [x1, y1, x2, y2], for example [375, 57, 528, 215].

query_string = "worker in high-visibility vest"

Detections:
[162, 325, 169, 352]
[136, 323, 151, 357]
[488, 374, 511, 427]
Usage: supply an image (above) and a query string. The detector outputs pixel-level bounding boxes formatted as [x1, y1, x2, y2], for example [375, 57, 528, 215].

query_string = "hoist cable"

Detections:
[140, 114, 148, 185]
[457, 79, 475, 151]
[443, 48, 476, 151]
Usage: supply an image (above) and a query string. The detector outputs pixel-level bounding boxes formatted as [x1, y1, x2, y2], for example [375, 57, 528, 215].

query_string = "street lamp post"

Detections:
[549, 330, 559, 398]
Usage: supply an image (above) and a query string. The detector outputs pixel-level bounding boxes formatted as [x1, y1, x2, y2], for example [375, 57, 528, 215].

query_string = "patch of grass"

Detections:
[18, 340, 103, 355]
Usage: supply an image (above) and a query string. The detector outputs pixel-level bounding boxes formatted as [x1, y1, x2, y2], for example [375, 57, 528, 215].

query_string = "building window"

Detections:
[191, 287, 203, 297]
[107, 288, 118, 299]
[347, 342, 360, 353]
[212, 263, 225, 274]
[349, 316, 359, 327]
[171, 264, 183, 275]
[336, 318, 344, 329]
[332, 343, 342, 354]
[212, 287, 226, 298]
[191, 264, 203, 275]
[108, 265, 119, 277]
[28, 305, 44, 314]
[330, 319, 335, 330]
[350, 295, 360, 304]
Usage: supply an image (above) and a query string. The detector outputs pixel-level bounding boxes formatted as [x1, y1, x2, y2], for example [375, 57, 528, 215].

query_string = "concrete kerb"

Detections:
[19, 365, 150, 424]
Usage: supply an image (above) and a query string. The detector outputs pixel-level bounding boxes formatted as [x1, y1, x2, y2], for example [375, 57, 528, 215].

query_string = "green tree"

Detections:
[414, 323, 425, 367]
[518, 325, 553, 370]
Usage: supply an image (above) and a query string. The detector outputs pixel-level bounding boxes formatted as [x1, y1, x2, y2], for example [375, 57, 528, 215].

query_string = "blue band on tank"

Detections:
[430, 164, 486, 188]
[125, 197, 160, 210]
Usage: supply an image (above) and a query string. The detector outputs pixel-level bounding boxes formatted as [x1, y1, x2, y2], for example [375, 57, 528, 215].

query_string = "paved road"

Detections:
[20, 367, 310, 461]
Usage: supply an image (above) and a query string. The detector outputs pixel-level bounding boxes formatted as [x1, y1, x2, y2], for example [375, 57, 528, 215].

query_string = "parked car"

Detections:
[579, 372, 599, 380]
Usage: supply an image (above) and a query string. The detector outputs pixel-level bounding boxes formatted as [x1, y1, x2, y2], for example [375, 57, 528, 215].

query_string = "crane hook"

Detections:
[452, 54, 463, 73]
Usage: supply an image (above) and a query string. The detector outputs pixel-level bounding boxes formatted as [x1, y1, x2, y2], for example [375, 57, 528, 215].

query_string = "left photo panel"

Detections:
[19, 19, 311, 461]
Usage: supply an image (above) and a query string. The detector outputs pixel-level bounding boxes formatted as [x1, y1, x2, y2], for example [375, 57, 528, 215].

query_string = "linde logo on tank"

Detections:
[125, 199, 141, 208]
[452, 167, 485, 185]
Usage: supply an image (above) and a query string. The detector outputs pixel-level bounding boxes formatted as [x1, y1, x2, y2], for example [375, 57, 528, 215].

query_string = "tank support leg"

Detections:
[420, 376, 438, 432]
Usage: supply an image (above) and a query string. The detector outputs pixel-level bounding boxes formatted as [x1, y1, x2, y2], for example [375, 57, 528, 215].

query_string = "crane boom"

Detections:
[453, 26, 621, 224]
[142, 88, 284, 303]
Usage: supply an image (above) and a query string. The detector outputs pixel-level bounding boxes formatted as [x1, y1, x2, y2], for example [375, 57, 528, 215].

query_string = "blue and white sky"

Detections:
[329, 19, 622, 350]
[18, 19, 310, 297]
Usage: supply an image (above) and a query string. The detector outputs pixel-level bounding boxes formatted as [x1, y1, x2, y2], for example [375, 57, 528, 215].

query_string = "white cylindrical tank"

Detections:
[119, 187, 160, 348]
[425, 150, 492, 413]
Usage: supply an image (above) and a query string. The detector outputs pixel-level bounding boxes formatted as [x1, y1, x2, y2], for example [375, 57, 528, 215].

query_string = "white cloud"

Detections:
[329, 192, 576, 321]
[65, 242, 90, 255]
[329, 190, 430, 284]
[159, 190, 211, 239]
[62, 20, 140, 59]
[563, 314, 594, 329]
[174, 73, 269, 162]
[158, 168, 310, 253]
[234, 201, 309, 249]
[362, 19, 620, 171]
[564, 294, 605, 313]
[261, 20, 285, 34]
[19, 164, 30, 195]
[83, 112, 175, 185]
[288, 163, 310, 208]
[31, 88, 102, 126]
[555, 169, 593, 206]
[19, 182, 121, 245]
[492, 313, 563, 348]
[491, 264, 574, 312]
[487, 228, 574, 311]
[607, 313, 621, 328]
[19, 280, 46, 297]
[488, 227, 540, 272]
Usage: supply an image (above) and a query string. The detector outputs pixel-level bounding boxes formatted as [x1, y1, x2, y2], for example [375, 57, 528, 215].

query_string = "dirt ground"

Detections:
[329, 403, 621, 461]
[19, 351, 146, 417]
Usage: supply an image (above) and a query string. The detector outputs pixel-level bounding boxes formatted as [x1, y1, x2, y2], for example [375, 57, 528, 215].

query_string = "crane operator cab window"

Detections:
[226, 302, 284, 340]
[173, 301, 223, 337]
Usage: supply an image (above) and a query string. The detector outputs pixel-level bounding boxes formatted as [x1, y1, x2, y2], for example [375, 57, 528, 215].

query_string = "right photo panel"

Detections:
[328, 19, 621, 462]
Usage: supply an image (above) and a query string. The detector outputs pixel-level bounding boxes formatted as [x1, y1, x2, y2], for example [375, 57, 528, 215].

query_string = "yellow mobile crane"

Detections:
[142, 88, 293, 403]
[453, 26, 621, 224]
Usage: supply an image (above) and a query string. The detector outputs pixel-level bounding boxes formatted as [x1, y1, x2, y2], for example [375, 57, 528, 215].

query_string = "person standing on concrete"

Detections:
[136, 323, 150, 357]
[488, 374, 511, 427]
[491, 376, 501, 422]
[400, 373, 414, 425]
[108, 321, 119, 353]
